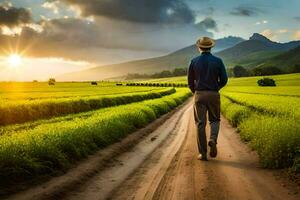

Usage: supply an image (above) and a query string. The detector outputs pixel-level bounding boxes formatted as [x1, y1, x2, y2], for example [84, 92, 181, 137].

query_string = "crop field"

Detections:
[0, 81, 192, 187]
[0, 73, 299, 192]
[147, 73, 300, 86]
[148, 73, 300, 170]
[221, 74, 300, 170]
[0, 82, 164, 100]
[0, 82, 178, 126]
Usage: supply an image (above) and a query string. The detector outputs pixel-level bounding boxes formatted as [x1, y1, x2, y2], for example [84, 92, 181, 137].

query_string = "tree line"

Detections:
[229, 64, 300, 77]
[126, 68, 187, 79]
[125, 64, 300, 80]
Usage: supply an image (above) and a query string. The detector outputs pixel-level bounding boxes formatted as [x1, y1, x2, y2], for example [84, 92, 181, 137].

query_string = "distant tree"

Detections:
[150, 70, 170, 78]
[257, 78, 276, 86]
[173, 68, 187, 76]
[33, 80, 38, 82]
[226, 68, 234, 77]
[251, 66, 283, 76]
[287, 64, 300, 73]
[126, 73, 149, 79]
[233, 65, 249, 77]
[91, 81, 98, 85]
[125, 67, 188, 80]
[48, 78, 56, 85]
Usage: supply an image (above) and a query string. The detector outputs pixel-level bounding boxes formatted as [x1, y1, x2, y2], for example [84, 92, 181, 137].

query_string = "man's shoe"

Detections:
[208, 140, 217, 158]
[197, 154, 208, 161]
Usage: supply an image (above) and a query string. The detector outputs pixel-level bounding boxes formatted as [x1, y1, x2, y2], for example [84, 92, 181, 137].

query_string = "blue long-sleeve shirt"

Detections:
[188, 52, 228, 93]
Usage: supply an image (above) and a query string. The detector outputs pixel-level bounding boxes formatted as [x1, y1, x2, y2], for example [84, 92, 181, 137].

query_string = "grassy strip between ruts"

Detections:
[221, 96, 300, 171]
[0, 88, 192, 187]
[0, 88, 175, 126]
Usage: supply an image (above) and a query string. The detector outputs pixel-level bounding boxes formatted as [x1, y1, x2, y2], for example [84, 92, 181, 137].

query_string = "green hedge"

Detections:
[126, 82, 188, 88]
[0, 88, 175, 126]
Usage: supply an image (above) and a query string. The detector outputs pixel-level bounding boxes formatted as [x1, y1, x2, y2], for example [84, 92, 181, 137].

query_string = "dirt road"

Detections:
[7, 101, 299, 200]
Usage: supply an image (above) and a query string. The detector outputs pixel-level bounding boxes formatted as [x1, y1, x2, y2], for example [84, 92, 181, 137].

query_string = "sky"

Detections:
[0, 0, 300, 80]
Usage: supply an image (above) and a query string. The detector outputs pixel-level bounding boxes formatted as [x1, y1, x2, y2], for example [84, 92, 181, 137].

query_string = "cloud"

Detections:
[230, 6, 261, 17]
[42, 1, 60, 14]
[48, 0, 195, 24]
[278, 29, 288, 34]
[260, 29, 276, 40]
[0, 5, 32, 27]
[0, 3, 215, 64]
[293, 30, 300, 40]
[294, 17, 300, 22]
[195, 17, 218, 31]
[0, 15, 213, 63]
[255, 20, 268, 25]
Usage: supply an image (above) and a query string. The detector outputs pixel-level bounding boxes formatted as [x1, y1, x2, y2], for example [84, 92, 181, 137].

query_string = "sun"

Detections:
[7, 54, 22, 67]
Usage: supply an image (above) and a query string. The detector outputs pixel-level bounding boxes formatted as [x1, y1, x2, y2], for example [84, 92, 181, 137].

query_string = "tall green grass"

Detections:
[222, 92, 300, 118]
[0, 88, 175, 126]
[221, 96, 300, 170]
[0, 89, 191, 185]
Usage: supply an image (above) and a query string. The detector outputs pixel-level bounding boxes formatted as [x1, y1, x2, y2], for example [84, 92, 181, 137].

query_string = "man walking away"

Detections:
[188, 37, 228, 161]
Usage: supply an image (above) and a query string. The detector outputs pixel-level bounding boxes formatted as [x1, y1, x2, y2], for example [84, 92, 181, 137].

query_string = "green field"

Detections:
[0, 82, 180, 126]
[0, 73, 299, 188]
[0, 82, 163, 100]
[221, 74, 299, 170]
[0, 81, 192, 187]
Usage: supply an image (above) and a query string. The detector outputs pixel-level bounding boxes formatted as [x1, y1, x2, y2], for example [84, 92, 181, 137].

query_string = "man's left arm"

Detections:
[218, 60, 228, 89]
[188, 61, 195, 93]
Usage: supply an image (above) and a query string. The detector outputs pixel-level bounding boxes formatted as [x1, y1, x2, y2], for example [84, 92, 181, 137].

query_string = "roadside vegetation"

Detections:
[0, 86, 191, 188]
[221, 93, 299, 170]
[220, 74, 300, 171]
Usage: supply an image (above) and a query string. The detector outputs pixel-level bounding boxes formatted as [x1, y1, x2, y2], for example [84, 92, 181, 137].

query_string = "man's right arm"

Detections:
[188, 61, 195, 93]
[218, 60, 228, 89]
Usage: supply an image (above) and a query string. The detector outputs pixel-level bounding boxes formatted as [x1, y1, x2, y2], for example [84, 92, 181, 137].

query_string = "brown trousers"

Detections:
[193, 91, 220, 155]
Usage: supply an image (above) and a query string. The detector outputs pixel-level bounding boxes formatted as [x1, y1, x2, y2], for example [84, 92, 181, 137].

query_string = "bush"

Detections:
[233, 65, 249, 77]
[91, 81, 98, 85]
[257, 78, 276, 86]
[48, 78, 56, 85]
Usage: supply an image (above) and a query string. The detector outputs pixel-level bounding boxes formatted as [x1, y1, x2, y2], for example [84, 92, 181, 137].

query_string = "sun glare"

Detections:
[7, 54, 22, 67]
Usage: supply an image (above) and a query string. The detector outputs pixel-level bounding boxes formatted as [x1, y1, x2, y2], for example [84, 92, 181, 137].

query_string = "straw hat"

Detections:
[196, 37, 215, 48]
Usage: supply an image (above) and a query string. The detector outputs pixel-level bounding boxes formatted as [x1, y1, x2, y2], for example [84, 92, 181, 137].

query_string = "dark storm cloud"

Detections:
[49, 0, 195, 24]
[0, 15, 213, 62]
[0, 5, 32, 27]
[195, 17, 218, 31]
[230, 6, 261, 17]
[0, 2, 215, 63]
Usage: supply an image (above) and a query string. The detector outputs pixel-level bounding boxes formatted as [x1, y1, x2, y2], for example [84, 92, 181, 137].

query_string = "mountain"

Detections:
[262, 45, 300, 69]
[170, 36, 245, 57]
[57, 36, 244, 81]
[216, 33, 300, 67]
[58, 33, 300, 81]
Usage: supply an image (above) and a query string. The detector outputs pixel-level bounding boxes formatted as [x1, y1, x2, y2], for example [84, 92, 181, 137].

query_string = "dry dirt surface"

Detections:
[6, 101, 300, 200]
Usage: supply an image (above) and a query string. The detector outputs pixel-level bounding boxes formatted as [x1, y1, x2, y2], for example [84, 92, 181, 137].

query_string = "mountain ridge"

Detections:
[57, 33, 300, 81]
